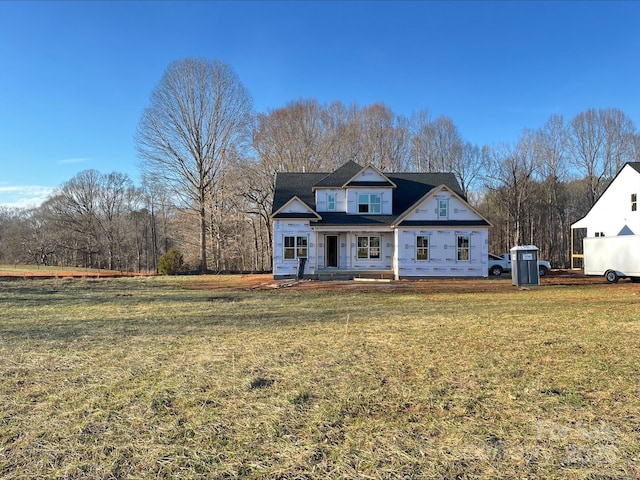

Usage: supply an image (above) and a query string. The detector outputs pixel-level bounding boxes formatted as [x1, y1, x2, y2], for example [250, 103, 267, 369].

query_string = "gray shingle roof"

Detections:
[626, 162, 640, 174]
[399, 220, 490, 227]
[313, 161, 363, 188]
[271, 162, 487, 227]
[271, 172, 326, 215]
[313, 212, 396, 226]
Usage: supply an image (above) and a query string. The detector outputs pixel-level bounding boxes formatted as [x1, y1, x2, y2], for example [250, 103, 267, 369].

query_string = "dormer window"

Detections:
[327, 193, 336, 211]
[438, 199, 448, 218]
[358, 194, 381, 214]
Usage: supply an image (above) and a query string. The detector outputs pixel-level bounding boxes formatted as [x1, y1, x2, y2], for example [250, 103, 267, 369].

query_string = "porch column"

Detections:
[314, 230, 319, 271]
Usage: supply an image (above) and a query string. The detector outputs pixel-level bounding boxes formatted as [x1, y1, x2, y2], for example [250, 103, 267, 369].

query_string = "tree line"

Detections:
[1, 59, 638, 272]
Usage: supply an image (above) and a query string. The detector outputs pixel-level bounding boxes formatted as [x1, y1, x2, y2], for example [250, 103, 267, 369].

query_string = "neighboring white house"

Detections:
[571, 162, 640, 237]
[271, 161, 492, 280]
[571, 162, 640, 270]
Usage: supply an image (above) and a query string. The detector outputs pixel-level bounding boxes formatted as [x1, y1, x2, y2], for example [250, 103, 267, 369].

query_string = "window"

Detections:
[595, 232, 605, 237]
[438, 199, 448, 218]
[357, 236, 380, 259]
[327, 193, 336, 211]
[457, 235, 470, 261]
[416, 235, 429, 261]
[284, 236, 308, 260]
[357, 194, 381, 214]
[632, 193, 637, 212]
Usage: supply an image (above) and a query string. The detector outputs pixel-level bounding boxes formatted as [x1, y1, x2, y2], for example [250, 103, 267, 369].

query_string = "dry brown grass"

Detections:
[1, 274, 639, 479]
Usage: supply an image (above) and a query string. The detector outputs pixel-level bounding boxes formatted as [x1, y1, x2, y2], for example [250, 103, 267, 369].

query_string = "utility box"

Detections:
[510, 245, 540, 286]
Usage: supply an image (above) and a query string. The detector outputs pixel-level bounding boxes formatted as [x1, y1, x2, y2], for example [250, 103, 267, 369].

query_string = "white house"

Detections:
[271, 161, 492, 280]
[572, 162, 640, 237]
[571, 162, 640, 269]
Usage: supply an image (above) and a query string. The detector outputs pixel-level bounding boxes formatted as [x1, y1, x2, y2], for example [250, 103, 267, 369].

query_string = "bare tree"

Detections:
[45, 169, 103, 267]
[136, 58, 253, 272]
[325, 101, 363, 167]
[409, 114, 483, 197]
[237, 160, 275, 271]
[632, 134, 640, 162]
[97, 172, 138, 270]
[484, 130, 540, 248]
[253, 98, 332, 173]
[602, 107, 636, 175]
[535, 115, 571, 266]
[426, 116, 463, 172]
[141, 177, 176, 271]
[452, 141, 485, 198]
[358, 103, 409, 171]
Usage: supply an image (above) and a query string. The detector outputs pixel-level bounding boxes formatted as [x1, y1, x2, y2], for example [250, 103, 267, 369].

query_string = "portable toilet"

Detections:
[510, 245, 540, 286]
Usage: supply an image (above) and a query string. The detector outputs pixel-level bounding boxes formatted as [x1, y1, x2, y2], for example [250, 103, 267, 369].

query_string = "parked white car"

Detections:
[488, 253, 551, 277]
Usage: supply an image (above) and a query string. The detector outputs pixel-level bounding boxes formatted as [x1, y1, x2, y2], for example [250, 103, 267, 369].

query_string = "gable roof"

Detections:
[598, 162, 640, 200]
[271, 162, 485, 227]
[627, 162, 640, 174]
[572, 161, 640, 228]
[393, 184, 492, 227]
[313, 161, 363, 188]
[272, 172, 326, 218]
[387, 172, 465, 215]
[342, 164, 397, 189]
[271, 195, 322, 220]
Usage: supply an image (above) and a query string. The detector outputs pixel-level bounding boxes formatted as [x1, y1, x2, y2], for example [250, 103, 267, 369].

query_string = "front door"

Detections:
[326, 235, 338, 268]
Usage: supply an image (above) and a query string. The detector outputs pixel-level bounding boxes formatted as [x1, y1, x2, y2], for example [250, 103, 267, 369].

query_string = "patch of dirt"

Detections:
[3, 269, 632, 294]
[189, 270, 625, 294]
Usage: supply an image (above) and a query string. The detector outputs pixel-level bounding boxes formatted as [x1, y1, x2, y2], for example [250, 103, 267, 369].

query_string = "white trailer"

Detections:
[583, 235, 640, 283]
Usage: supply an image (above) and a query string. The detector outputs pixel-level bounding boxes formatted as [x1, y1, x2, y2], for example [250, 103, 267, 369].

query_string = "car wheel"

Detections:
[605, 270, 619, 284]
[538, 265, 548, 277]
[489, 266, 502, 276]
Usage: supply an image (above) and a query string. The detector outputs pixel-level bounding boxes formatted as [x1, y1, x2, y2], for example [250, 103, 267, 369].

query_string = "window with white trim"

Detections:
[358, 194, 381, 214]
[284, 236, 308, 260]
[632, 193, 637, 212]
[416, 235, 429, 261]
[438, 199, 448, 218]
[357, 236, 380, 259]
[327, 193, 336, 211]
[457, 235, 470, 261]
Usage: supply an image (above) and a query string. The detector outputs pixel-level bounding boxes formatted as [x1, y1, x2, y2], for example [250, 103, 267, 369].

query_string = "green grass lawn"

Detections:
[1, 276, 638, 479]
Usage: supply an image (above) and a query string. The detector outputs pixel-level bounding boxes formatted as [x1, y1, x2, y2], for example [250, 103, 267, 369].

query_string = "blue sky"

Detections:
[1, 1, 639, 208]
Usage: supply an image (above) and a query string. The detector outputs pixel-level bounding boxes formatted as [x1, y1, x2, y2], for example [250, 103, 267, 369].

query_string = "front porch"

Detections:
[313, 230, 394, 276]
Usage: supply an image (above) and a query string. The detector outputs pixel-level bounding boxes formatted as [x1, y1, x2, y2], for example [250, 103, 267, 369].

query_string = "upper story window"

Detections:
[358, 194, 381, 214]
[438, 199, 448, 218]
[327, 193, 336, 211]
[632, 193, 637, 212]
